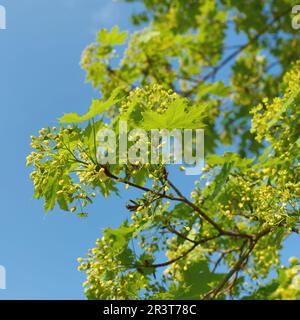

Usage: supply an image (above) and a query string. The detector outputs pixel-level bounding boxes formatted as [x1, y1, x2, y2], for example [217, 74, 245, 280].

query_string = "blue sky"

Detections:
[0, 0, 146, 300]
[0, 0, 297, 300]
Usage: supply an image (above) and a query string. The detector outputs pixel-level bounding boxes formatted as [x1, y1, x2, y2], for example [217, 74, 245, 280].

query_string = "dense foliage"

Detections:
[27, 0, 300, 299]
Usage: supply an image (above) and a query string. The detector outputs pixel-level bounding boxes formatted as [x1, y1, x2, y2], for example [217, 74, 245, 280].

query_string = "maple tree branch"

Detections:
[139, 234, 222, 269]
[204, 227, 272, 299]
[166, 174, 255, 239]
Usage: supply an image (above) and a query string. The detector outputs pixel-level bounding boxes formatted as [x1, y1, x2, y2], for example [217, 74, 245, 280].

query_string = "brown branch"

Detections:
[103, 166, 183, 202]
[166, 175, 255, 239]
[166, 224, 198, 244]
[204, 239, 255, 299]
[204, 227, 272, 299]
[141, 243, 199, 269]
[225, 272, 238, 294]
[106, 164, 255, 240]
[212, 252, 227, 273]
[212, 248, 244, 281]
[139, 234, 222, 269]
[105, 164, 271, 243]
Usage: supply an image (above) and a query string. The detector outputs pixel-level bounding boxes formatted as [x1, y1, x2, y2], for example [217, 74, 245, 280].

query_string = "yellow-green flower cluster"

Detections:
[119, 84, 179, 115]
[272, 257, 300, 300]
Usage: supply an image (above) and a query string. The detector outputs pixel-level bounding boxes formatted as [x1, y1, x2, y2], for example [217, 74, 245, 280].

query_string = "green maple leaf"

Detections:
[59, 88, 123, 123]
[140, 99, 206, 130]
[97, 25, 128, 46]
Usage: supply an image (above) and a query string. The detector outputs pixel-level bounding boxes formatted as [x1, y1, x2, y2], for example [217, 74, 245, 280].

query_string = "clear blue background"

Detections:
[0, 0, 297, 299]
